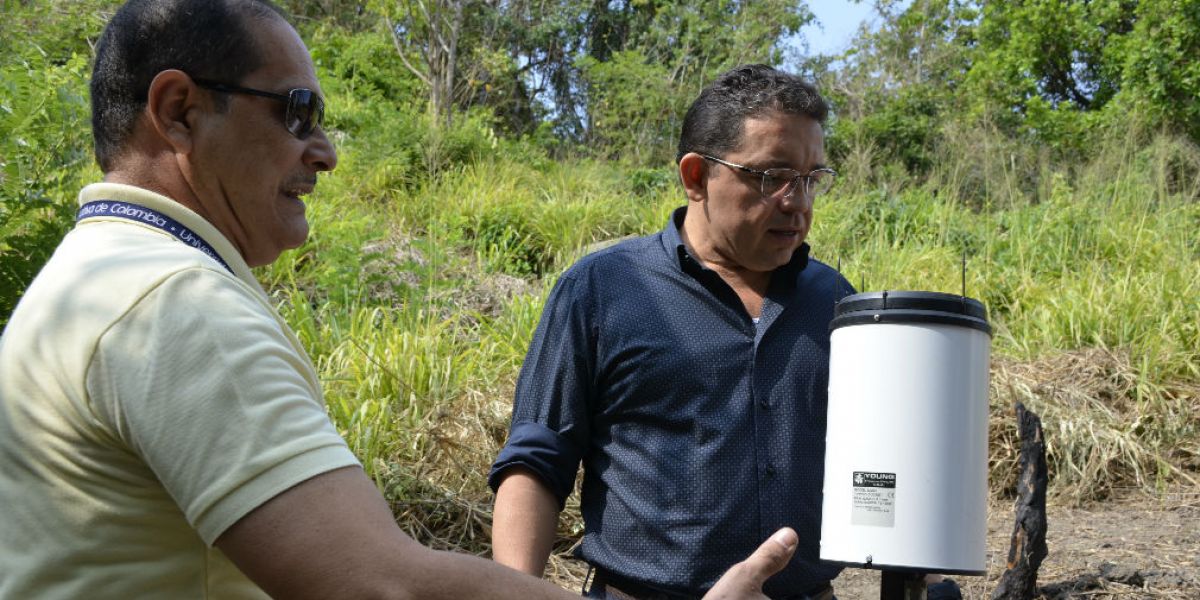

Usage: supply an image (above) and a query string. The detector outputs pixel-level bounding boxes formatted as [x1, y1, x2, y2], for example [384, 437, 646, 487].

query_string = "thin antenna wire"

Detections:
[962, 248, 967, 299]
[836, 256, 844, 302]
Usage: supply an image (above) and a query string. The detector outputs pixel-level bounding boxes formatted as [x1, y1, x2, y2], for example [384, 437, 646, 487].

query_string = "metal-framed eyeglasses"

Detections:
[700, 154, 836, 200]
[192, 77, 325, 140]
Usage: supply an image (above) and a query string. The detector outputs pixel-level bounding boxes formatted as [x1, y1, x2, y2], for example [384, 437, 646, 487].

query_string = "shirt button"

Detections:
[766, 465, 777, 478]
[759, 398, 770, 409]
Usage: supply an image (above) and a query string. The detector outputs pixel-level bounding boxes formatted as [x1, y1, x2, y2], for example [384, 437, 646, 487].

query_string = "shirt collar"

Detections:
[77, 182, 263, 293]
[660, 206, 810, 282]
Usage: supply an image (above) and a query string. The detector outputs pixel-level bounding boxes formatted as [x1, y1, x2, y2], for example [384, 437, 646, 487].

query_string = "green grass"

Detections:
[2, 0, 1196, 572]
[257, 129, 1198, 520]
[8, 43, 1193, 540]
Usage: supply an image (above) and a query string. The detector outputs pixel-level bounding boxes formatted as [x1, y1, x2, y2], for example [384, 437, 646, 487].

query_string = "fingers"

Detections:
[702, 528, 798, 600]
[743, 528, 799, 582]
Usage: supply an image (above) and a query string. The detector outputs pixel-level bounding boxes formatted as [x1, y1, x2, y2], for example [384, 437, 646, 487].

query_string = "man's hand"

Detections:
[702, 528, 799, 600]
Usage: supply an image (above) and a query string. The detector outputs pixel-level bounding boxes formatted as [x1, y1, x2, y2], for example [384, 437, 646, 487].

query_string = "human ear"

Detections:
[678, 152, 709, 203]
[145, 69, 200, 155]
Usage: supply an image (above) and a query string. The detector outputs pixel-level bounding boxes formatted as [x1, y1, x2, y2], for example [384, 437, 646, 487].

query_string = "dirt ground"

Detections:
[543, 492, 1199, 599]
[830, 493, 1200, 599]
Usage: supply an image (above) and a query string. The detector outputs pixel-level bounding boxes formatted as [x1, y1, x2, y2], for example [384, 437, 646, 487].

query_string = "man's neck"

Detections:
[103, 161, 192, 207]
[103, 162, 216, 235]
[679, 217, 771, 317]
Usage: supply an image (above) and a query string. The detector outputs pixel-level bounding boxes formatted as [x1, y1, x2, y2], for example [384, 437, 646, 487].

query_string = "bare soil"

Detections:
[831, 493, 1200, 599]
[474, 346, 1200, 599]
[541, 493, 1200, 599]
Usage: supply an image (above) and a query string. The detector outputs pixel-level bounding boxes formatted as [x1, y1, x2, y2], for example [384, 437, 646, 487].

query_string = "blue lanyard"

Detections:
[76, 200, 233, 274]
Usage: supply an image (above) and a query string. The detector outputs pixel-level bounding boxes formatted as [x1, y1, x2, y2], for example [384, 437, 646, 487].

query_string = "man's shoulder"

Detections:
[798, 256, 852, 291]
[10, 223, 257, 346]
[563, 232, 665, 278]
[802, 256, 844, 281]
[67, 222, 247, 295]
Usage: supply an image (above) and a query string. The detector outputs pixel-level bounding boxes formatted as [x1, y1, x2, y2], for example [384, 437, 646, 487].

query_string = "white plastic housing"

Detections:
[820, 319, 990, 574]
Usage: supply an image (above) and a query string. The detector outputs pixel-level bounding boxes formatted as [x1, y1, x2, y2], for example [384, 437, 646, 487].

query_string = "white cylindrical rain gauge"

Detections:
[820, 291, 991, 575]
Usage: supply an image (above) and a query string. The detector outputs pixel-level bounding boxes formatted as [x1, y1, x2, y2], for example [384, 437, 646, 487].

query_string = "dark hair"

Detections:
[676, 64, 829, 163]
[90, 0, 287, 171]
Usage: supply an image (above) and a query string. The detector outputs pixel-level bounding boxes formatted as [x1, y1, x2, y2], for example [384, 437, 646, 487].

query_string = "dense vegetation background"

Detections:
[2, 0, 1197, 561]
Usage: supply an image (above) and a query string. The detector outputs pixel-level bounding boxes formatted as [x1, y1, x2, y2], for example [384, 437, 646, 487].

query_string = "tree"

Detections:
[377, 0, 476, 127]
[815, 0, 977, 175]
[369, 0, 815, 159]
[1112, 0, 1200, 140]
[580, 0, 815, 162]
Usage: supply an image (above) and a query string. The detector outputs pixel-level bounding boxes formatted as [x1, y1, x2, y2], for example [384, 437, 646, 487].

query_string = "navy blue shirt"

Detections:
[490, 207, 853, 598]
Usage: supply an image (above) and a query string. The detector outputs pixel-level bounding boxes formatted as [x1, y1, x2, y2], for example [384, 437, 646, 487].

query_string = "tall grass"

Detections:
[266, 126, 1198, 524]
[817, 130, 1200, 502]
[3, 2, 1192, 574]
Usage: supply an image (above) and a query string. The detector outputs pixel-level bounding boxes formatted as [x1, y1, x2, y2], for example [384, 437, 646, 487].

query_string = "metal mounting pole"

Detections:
[880, 570, 927, 600]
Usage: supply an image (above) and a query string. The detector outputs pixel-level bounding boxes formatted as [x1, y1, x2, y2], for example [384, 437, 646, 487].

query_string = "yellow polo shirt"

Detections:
[0, 183, 360, 598]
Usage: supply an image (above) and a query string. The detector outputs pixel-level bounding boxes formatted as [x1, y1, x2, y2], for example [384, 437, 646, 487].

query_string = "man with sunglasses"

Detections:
[0, 2, 798, 599]
[490, 65, 854, 599]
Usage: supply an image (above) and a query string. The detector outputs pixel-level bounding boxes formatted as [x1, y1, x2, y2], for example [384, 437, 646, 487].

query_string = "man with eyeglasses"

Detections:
[0, 2, 797, 599]
[490, 65, 853, 599]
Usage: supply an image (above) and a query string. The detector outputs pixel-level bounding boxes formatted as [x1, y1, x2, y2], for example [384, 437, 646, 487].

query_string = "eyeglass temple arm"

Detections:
[193, 79, 290, 103]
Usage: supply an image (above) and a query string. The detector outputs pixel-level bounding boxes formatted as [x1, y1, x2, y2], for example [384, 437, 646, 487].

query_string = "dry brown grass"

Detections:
[989, 348, 1200, 505]
[375, 346, 1199, 596]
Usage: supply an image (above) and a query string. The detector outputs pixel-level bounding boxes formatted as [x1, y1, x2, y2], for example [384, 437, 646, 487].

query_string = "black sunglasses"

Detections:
[192, 77, 324, 140]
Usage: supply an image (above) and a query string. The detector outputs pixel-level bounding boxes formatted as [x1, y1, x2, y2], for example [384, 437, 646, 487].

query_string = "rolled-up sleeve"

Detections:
[489, 272, 594, 507]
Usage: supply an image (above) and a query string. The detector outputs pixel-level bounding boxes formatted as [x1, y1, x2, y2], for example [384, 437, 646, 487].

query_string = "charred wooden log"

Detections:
[991, 402, 1049, 600]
